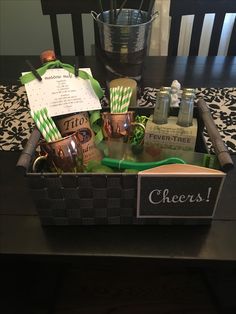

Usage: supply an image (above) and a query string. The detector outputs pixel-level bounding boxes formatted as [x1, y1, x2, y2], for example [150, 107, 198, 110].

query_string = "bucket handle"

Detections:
[150, 10, 159, 22]
[91, 10, 158, 23]
[91, 11, 99, 21]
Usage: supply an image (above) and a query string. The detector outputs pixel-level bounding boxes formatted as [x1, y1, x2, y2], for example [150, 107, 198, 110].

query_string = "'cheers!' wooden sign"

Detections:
[137, 164, 225, 219]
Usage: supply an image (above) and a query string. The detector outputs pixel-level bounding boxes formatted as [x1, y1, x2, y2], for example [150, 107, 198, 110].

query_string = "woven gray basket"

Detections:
[17, 107, 229, 226]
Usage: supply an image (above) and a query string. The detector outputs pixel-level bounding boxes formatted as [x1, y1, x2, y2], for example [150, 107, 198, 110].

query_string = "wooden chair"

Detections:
[168, 0, 236, 56]
[41, 0, 154, 56]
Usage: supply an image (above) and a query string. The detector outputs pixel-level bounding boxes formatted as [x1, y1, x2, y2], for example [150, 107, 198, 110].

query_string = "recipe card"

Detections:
[23, 68, 102, 117]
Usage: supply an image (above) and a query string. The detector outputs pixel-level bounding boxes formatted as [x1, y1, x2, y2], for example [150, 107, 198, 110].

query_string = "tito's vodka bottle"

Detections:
[39, 50, 102, 165]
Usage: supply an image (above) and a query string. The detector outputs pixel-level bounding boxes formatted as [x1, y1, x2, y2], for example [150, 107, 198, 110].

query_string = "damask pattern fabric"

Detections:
[196, 87, 236, 153]
[0, 85, 235, 153]
[0, 85, 34, 151]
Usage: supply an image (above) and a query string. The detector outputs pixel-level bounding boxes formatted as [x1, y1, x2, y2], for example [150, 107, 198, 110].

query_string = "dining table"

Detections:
[0, 55, 236, 268]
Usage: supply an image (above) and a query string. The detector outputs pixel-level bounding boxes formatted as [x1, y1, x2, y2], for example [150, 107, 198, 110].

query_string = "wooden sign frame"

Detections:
[137, 165, 225, 219]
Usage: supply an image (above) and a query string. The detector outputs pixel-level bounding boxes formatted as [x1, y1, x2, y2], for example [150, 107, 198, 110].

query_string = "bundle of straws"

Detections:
[31, 108, 62, 142]
[98, 0, 155, 24]
[110, 86, 132, 113]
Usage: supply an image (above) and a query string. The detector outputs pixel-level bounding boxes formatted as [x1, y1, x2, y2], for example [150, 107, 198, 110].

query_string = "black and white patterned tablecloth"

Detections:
[0, 85, 236, 153]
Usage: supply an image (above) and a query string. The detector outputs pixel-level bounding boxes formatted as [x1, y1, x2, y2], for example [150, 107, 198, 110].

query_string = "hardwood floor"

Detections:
[2, 261, 233, 314]
[53, 267, 217, 314]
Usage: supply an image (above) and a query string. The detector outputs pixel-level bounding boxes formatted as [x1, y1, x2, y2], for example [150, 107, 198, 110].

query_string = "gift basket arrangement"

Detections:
[16, 2, 233, 226]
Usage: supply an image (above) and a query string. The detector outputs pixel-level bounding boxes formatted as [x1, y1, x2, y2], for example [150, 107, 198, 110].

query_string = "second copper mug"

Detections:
[101, 111, 144, 158]
[32, 131, 83, 173]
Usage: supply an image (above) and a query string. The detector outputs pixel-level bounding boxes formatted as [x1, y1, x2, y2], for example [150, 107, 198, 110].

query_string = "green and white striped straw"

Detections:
[110, 87, 116, 113]
[110, 87, 114, 112]
[31, 107, 62, 142]
[31, 110, 55, 142]
[120, 86, 132, 113]
[41, 108, 61, 140]
[110, 86, 132, 113]
[117, 86, 123, 112]
[110, 86, 118, 113]
[114, 86, 120, 113]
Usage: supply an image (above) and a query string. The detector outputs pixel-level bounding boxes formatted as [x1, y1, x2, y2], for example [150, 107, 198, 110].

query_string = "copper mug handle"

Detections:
[131, 121, 145, 131]
[32, 154, 48, 173]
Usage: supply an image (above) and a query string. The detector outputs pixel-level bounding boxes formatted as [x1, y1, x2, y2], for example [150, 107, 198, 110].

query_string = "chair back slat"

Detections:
[189, 14, 205, 56]
[71, 14, 84, 56]
[41, 0, 100, 56]
[49, 15, 61, 57]
[208, 13, 226, 56]
[169, 0, 236, 56]
[168, 15, 181, 56]
[228, 18, 236, 56]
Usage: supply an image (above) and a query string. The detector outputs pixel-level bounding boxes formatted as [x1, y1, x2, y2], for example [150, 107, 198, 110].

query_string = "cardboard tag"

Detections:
[23, 68, 101, 117]
[137, 164, 225, 219]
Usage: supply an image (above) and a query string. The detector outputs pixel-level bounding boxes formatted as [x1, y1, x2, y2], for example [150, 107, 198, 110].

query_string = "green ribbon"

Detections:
[89, 110, 104, 145]
[130, 115, 148, 145]
[19, 60, 104, 99]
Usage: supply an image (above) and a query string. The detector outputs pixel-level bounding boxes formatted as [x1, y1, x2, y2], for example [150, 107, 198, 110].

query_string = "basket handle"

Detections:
[16, 127, 41, 174]
[197, 98, 234, 172]
[91, 11, 99, 21]
[150, 10, 159, 22]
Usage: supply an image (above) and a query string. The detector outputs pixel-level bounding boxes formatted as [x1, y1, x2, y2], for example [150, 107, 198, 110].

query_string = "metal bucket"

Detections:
[91, 9, 158, 81]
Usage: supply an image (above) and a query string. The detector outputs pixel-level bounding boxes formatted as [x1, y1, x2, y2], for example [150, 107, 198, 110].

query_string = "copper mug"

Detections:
[32, 132, 83, 173]
[101, 111, 145, 158]
[55, 112, 102, 165]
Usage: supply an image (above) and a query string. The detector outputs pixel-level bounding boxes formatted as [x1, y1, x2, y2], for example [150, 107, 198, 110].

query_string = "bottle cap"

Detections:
[182, 92, 195, 98]
[183, 88, 196, 94]
[183, 88, 196, 98]
[40, 50, 56, 63]
[159, 90, 170, 97]
[160, 86, 171, 93]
